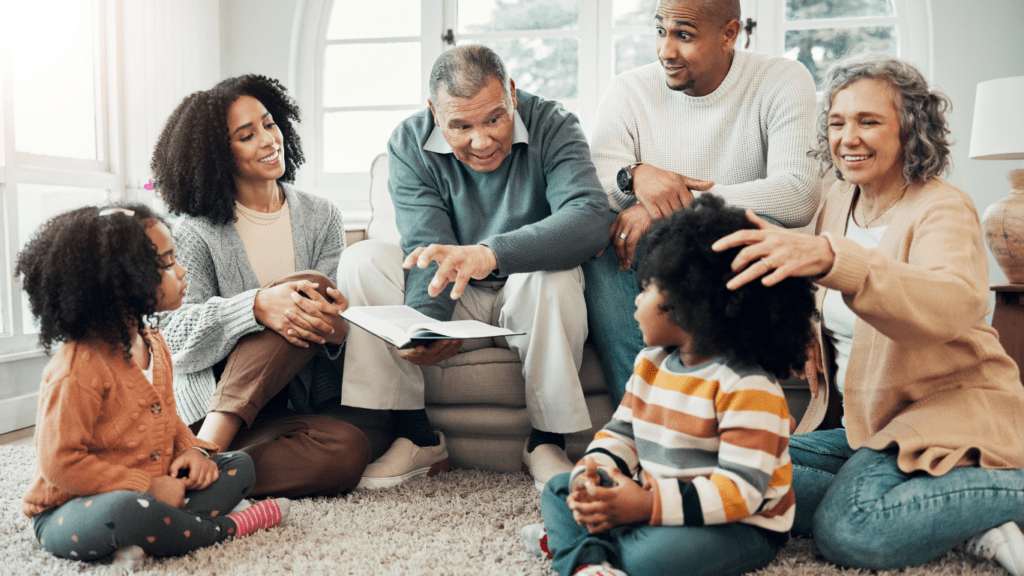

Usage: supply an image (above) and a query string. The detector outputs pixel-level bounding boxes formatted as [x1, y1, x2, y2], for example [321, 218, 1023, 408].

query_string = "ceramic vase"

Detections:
[982, 169, 1024, 283]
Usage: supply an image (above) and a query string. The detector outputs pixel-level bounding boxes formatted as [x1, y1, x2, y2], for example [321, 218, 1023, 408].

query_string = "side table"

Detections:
[991, 284, 1024, 373]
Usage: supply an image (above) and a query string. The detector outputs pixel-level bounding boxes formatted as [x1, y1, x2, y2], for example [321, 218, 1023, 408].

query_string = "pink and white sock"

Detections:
[226, 498, 290, 537]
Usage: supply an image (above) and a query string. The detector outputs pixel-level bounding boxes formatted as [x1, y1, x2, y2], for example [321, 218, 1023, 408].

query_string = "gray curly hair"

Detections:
[809, 54, 952, 183]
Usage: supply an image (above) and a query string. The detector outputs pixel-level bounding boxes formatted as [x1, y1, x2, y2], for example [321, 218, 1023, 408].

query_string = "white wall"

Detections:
[930, 0, 1024, 284]
[218, 0, 301, 89]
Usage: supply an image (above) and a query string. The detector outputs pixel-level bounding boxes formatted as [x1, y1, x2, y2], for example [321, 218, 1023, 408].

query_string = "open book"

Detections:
[341, 305, 524, 349]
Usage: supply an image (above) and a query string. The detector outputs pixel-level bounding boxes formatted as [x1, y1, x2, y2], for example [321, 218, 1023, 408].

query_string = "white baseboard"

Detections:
[0, 393, 38, 435]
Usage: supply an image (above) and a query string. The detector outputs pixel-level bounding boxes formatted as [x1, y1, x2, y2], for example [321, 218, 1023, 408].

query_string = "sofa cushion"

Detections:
[365, 153, 401, 243]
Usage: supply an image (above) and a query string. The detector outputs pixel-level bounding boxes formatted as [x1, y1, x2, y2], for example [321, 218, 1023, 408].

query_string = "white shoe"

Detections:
[522, 442, 573, 492]
[110, 545, 146, 571]
[961, 521, 1024, 576]
[357, 432, 452, 490]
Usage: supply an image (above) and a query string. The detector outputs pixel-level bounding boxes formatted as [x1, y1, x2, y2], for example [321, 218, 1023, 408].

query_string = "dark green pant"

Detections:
[33, 451, 253, 561]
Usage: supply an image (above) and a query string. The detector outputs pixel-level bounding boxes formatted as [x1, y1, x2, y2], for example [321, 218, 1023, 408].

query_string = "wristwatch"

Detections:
[616, 162, 643, 194]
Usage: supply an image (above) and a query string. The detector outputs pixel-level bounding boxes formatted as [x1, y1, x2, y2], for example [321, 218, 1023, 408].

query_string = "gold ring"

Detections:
[618, 232, 628, 240]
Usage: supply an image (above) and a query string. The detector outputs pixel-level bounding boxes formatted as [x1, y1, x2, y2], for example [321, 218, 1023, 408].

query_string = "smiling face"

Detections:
[828, 78, 906, 194]
[146, 221, 188, 312]
[227, 95, 286, 187]
[654, 0, 739, 95]
[428, 76, 517, 173]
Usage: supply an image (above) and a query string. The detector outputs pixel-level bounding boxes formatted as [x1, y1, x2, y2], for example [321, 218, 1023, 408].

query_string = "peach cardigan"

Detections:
[795, 177, 1024, 476]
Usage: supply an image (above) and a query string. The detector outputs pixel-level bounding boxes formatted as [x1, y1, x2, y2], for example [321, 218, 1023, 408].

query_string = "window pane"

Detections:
[17, 184, 110, 334]
[784, 27, 897, 87]
[786, 0, 894, 21]
[324, 44, 422, 108]
[613, 0, 659, 27]
[323, 110, 419, 173]
[465, 38, 579, 100]
[459, 0, 578, 33]
[614, 34, 658, 75]
[327, 0, 420, 39]
[11, 1, 98, 160]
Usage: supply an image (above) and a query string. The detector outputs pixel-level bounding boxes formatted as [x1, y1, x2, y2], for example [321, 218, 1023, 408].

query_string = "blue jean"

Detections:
[582, 247, 645, 404]
[790, 427, 1024, 569]
[541, 473, 784, 576]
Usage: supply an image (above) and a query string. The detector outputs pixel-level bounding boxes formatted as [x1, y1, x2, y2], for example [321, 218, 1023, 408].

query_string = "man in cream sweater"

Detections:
[585, 0, 822, 400]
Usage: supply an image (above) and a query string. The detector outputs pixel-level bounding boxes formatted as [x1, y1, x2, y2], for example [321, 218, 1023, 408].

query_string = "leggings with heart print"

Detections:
[32, 451, 254, 561]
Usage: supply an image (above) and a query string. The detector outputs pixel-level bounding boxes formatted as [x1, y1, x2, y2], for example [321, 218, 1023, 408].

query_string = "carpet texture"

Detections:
[0, 445, 1008, 575]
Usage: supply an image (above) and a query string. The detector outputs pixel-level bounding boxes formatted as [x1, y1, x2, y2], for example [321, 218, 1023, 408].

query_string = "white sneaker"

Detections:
[522, 442, 573, 492]
[356, 432, 452, 490]
[574, 562, 629, 576]
[961, 521, 1024, 576]
[521, 523, 552, 559]
[110, 545, 146, 571]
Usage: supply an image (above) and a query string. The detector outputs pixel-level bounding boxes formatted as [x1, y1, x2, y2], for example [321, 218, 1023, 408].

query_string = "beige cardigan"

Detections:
[795, 177, 1024, 476]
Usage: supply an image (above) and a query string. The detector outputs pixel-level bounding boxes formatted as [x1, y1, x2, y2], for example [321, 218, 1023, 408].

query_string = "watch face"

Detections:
[617, 166, 631, 191]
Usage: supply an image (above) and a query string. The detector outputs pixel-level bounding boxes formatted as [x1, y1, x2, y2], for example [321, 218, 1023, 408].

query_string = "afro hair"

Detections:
[151, 74, 305, 225]
[637, 194, 818, 379]
[15, 203, 167, 361]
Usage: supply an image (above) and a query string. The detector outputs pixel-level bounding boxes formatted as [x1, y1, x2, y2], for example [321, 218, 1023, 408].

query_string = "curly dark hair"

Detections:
[15, 203, 167, 361]
[637, 194, 818, 379]
[151, 74, 305, 225]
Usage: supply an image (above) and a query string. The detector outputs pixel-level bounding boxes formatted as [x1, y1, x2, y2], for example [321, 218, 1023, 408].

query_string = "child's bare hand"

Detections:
[568, 456, 603, 504]
[147, 475, 186, 508]
[569, 468, 653, 534]
[169, 449, 220, 491]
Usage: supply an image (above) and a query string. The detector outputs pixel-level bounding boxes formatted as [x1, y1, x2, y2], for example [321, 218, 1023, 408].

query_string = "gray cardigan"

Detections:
[160, 184, 346, 425]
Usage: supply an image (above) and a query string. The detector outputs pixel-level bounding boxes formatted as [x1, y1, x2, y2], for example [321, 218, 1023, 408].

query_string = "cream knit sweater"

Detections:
[590, 50, 821, 227]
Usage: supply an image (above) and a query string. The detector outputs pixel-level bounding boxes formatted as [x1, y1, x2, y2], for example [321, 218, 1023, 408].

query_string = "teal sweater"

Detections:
[387, 89, 610, 321]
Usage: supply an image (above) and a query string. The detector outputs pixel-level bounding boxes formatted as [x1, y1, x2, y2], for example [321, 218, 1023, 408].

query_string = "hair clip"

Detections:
[98, 208, 136, 217]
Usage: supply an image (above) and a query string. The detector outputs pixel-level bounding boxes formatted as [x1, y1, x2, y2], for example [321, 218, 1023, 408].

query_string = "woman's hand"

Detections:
[711, 210, 835, 290]
[147, 475, 186, 509]
[169, 449, 220, 491]
[253, 280, 346, 347]
[568, 458, 653, 534]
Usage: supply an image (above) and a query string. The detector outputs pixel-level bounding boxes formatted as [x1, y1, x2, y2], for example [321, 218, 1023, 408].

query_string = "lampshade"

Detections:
[969, 75, 1024, 160]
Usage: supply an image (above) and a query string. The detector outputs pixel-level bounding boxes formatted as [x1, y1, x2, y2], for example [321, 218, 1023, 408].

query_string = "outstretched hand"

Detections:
[403, 244, 497, 300]
[711, 210, 835, 290]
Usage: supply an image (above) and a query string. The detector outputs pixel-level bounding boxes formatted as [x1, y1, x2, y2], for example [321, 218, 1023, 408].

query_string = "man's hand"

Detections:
[596, 205, 652, 270]
[403, 244, 498, 300]
[632, 164, 713, 220]
[396, 338, 464, 367]
[169, 449, 220, 491]
[568, 465, 653, 534]
[147, 475, 186, 509]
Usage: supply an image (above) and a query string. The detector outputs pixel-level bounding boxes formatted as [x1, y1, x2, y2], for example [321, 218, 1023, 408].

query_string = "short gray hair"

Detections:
[809, 54, 952, 183]
[428, 44, 510, 104]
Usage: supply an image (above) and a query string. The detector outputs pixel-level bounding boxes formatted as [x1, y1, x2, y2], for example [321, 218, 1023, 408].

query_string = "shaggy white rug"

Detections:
[0, 445, 1008, 575]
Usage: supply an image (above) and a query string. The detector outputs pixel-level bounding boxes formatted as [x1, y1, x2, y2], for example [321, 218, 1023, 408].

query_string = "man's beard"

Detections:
[666, 78, 695, 92]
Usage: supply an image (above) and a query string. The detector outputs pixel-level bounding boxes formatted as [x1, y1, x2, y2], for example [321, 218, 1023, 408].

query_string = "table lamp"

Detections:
[970, 75, 1024, 282]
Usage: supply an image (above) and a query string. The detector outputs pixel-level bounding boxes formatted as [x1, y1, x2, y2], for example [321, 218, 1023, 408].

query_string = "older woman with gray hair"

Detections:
[713, 54, 1024, 574]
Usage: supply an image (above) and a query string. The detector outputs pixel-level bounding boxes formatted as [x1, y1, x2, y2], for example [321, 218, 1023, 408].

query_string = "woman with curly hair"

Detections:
[714, 55, 1024, 574]
[529, 194, 816, 576]
[19, 205, 288, 571]
[152, 74, 370, 499]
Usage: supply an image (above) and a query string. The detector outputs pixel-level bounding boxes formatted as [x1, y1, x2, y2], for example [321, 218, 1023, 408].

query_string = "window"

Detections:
[300, 0, 929, 219]
[0, 0, 120, 358]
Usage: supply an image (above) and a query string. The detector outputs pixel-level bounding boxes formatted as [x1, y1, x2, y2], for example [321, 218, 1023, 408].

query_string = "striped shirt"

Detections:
[572, 347, 794, 532]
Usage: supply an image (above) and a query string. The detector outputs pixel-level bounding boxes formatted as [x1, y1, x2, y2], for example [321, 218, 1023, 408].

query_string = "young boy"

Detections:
[525, 194, 818, 576]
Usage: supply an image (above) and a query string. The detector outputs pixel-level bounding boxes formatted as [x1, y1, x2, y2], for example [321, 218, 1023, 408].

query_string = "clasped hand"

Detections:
[148, 449, 219, 508]
[567, 456, 653, 534]
[254, 280, 349, 348]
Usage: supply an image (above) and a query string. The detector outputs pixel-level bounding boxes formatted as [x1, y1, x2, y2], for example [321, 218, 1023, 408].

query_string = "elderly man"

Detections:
[585, 0, 821, 401]
[337, 45, 610, 490]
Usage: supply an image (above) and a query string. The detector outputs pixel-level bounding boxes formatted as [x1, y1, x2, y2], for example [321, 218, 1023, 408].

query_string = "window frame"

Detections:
[0, 0, 126, 360]
[297, 0, 931, 224]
